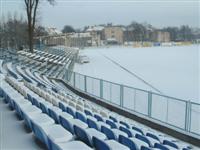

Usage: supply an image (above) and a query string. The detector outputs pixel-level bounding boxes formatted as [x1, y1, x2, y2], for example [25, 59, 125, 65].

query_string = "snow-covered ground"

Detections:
[74, 45, 199, 103]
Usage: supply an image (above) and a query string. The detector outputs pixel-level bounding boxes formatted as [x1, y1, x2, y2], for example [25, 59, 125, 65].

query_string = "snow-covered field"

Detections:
[74, 45, 200, 103]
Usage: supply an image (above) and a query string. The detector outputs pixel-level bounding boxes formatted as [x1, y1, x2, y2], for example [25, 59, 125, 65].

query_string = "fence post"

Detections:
[188, 101, 192, 132]
[148, 91, 152, 117]
[120, 85, 124, 107]
[66, 69, 68, 81]
[84, 75, 87, 92]
[100, 79, 103, 99]
[67, 70, 70, 81]
[185, 101, 191, 132]
[63, 68, 66, 81]
[73, 72, 76, 87]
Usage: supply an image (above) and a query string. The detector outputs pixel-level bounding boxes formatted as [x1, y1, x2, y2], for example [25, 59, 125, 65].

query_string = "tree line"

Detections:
[124, 22, 199, 42]
[0, 13, 48, 49]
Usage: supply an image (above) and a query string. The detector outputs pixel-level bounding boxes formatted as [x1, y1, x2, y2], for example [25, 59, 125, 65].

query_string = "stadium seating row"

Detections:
[0, 72, 191, 150]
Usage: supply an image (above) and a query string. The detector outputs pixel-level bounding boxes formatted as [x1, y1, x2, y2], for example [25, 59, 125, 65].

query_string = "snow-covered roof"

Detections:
[45, 27, 62, 35]
[107, 38, 117, 41]
[86, 26, 104, 32]
[69, 32, 91, 38]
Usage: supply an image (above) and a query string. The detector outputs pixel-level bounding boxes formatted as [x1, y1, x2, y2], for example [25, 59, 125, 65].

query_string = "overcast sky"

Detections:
[1, 0, 199, 30]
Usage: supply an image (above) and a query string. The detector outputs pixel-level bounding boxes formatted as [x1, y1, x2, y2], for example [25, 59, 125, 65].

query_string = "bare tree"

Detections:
[24, 0, 54, 52]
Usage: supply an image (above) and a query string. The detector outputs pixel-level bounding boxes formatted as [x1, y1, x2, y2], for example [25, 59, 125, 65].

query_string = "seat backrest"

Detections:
[32, 97, 40, 108]
[109, 116, 118, 122]
[75, 111, 87, 123]
[27, 93, 33, 103]
[146, 132, 159, 141]
[119, 121, 130, 128]
[0, 87, 3, 97]
[101, 126, 115, 140]
[141, 146, 151, 150]
[94, 114, 104, 122]
[31, 121, 49, 149]
[40, 102, 48, 114]
[59, 116, 73, 134]
[87, 118, 98, 130]
[182, 148, 189, 150]
[74, 125, 92, 147]
[119, 135, 137, 150]
[84, 109, 93, 116]
[15, 103, 23, 119]
[48, 108, 59, 124]
[132, 126, 144, 135]
[119, 126, 132, 137]
[58, 102, 66, 111]
[135, 134, 151, 147]
[163, 140, 179, 149]
[106, 120, 117, 129]
[67, 106, 75, 117]
[154, 143, 169, 150]
[93, 136, 110, 150]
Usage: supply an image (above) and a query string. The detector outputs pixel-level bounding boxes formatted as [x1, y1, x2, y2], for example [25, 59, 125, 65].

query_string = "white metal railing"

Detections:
[63, 69, 200, 139]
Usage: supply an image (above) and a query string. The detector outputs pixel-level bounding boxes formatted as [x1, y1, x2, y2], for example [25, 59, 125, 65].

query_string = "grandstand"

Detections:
[0, 47, 199, 150]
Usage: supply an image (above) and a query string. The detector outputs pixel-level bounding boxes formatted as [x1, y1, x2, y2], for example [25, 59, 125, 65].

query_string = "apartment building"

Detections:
[86, 26, 104, 46]
[103, 25, 124, 45]
[37, 33, 92, 48]
[151, 31, 170, 42]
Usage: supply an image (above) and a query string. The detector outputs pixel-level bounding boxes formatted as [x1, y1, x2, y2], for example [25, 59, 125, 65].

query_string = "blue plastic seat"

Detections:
[48, 108, 60, 124]
[76, 111, 87, 123]
[84, 109, 93, 116]
[93, 136, 130, 150]
[6, 95, 11, 105]
[119, 121, 130, 128]
[94, 114, 104, 122]
[109, 116, 118, 122]
[27, 93, 33, 103]
[8, 98, 15, 110]
[49, 140, 93, 150]
[182, 148, 190, 150]
[132, 126, 144, 135]
[31, 121, 49, 149]
[15, 103, 24, 120]
[0, 87, 3, 97]
[58, 102, 66, 111]
[93, 137, 110, 150]
[40, 102, 49, 114]
[23, 111, 42, 131]
[135, 134, 151, 147]
[4, 93, 9, 104]
[118, 135, 137, 150]
[163, 140, 179, 149]
[34, 97, 41, 108]
[101, 126, 115, 140]
[141, 146, 151, 150]
[59, 115, 74, 134]
[67, 106, 76, 117]
[87, 118, 99, 130]
[106, 120, 117, 128]
[2, 91, 8, 103]
[47, 125, 73, 150]
[146, 132, 160, 141]
[74, 125, 93, 147]
[119, 126, 133, 137]
[154, 143, 169, 150]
